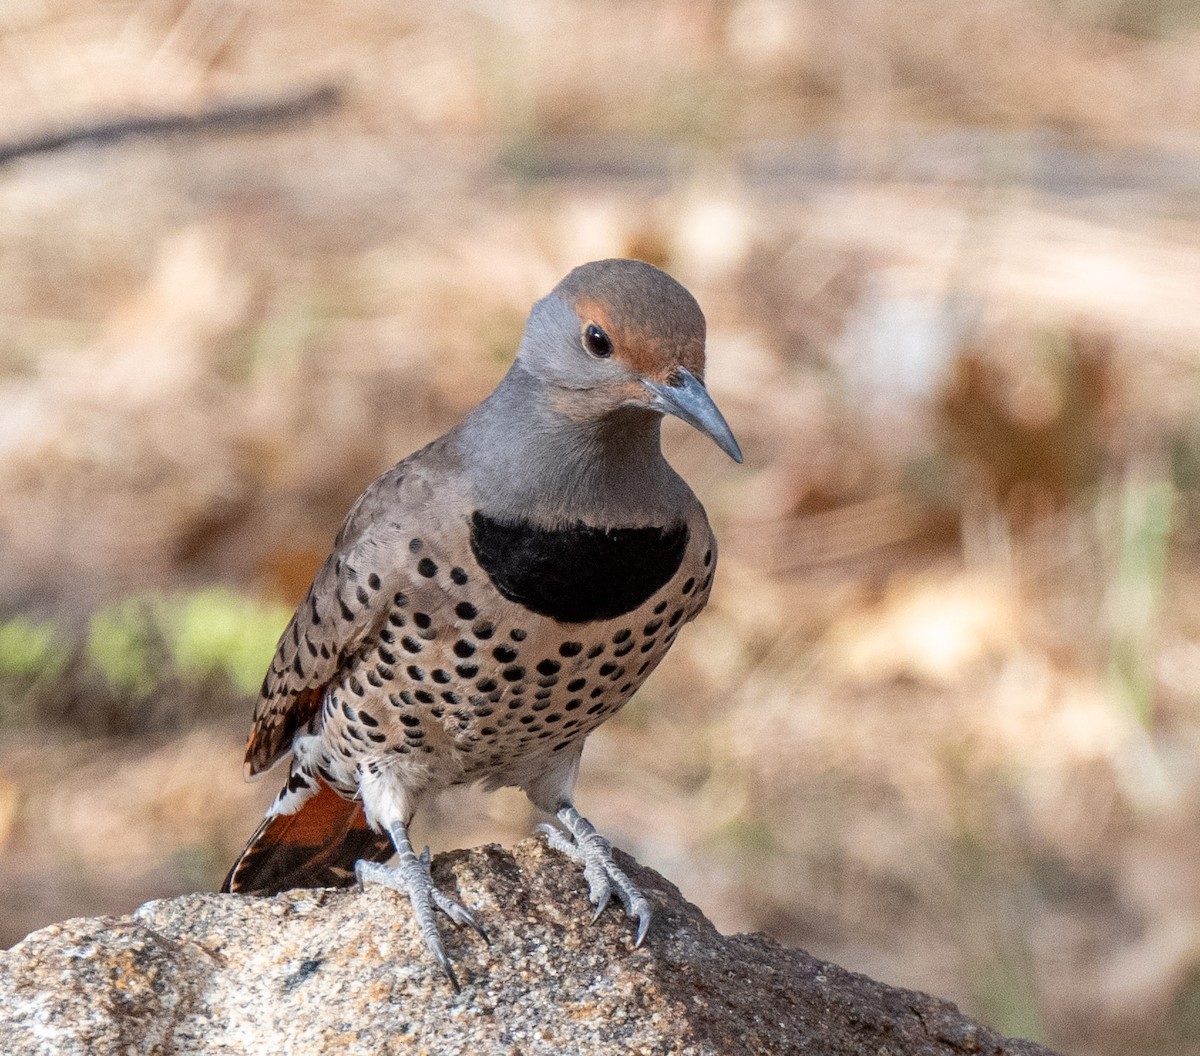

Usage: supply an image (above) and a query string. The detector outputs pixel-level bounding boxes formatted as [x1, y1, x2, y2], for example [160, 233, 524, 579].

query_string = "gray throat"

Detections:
[457, 364, 691, 528]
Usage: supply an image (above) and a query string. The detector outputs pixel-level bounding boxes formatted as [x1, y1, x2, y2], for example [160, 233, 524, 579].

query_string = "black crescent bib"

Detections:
[469, 511, 689, 624]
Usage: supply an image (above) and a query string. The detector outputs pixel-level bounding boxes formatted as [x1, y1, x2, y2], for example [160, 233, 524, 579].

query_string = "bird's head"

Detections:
[516, 259, 742, 463]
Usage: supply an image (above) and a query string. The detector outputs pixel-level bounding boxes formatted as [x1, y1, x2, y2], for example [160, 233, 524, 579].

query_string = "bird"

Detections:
[222, 258, 742, 990]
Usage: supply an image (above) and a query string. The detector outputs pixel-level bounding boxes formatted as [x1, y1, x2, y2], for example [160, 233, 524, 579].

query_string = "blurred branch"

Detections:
[0, 84, 343, 168]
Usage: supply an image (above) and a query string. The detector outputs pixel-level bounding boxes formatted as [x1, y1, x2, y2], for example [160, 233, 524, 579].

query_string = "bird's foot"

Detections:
[539, 804, 652, 946]
[356, 839, 487, 992]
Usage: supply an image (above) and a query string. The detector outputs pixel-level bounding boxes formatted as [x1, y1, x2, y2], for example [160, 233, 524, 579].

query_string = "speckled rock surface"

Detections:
[1, 839, 1057, 1056]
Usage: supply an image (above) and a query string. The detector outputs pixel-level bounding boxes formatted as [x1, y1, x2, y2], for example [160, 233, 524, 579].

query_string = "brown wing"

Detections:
[243, 472, 406, 778]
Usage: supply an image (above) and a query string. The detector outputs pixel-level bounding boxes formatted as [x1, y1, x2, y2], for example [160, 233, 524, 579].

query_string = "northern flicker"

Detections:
[223, 259, 742, 990]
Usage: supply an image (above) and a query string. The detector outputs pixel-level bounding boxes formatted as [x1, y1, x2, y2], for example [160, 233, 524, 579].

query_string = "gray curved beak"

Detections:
[644, 367, 743, 464]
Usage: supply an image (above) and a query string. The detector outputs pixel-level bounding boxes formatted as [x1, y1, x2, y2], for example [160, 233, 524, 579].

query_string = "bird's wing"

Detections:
[243, 469, 409, 778]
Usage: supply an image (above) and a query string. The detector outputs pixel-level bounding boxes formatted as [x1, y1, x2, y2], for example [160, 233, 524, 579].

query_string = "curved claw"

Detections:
[589, 885, 613, 922]
[434, 892, 490, 946]
[431, 943, 461, 994]
[633, 902, 652, 947]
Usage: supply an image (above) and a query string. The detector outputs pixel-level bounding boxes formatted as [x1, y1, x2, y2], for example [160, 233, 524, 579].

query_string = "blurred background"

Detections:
[1, 2, 1200, 1052]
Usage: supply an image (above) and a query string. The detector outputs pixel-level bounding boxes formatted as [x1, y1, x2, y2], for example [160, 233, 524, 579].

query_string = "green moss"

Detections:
[161, 588, 291, 696]
[86, 599, 161, 699]
[84, 589, 290, 701]
[0, 617, 68, 679]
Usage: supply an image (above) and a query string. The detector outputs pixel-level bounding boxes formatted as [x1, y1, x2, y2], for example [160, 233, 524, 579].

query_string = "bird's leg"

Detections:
[355, 820, 487, 992]
[538, 803, 652, 946]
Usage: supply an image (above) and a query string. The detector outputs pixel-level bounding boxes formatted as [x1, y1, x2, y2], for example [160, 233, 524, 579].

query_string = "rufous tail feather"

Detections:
[222, 779, 393, 894]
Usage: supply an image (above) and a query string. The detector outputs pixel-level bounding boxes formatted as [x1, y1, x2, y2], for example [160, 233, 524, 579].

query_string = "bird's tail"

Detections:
[222, 777, 393, 894]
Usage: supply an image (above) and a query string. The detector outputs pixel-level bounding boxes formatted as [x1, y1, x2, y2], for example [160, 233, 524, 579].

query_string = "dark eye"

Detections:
[582, 323, 613, 358]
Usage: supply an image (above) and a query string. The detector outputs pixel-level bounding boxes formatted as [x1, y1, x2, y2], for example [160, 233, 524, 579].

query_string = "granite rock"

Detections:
[0, 839, 1058, 1055]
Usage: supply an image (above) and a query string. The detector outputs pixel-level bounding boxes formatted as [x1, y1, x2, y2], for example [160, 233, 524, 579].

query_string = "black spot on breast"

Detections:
[560, 641, 583, 657]
[493, 645, 518, 663]
[453, 640, 476, 658]
[451, 567, 469, 585]
[417, 558, 438, 578]
[469, 512, 689, 623]
[413, 612, 432, 629]
[456, 602, 477, 620]
[537, 659, 560, 676]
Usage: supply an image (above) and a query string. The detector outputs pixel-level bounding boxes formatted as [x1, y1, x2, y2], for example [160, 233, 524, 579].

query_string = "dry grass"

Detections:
[2, 3, 1200, 1054]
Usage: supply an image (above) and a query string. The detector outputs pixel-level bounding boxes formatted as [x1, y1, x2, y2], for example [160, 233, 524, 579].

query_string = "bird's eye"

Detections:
[582, 323, 613, 358]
